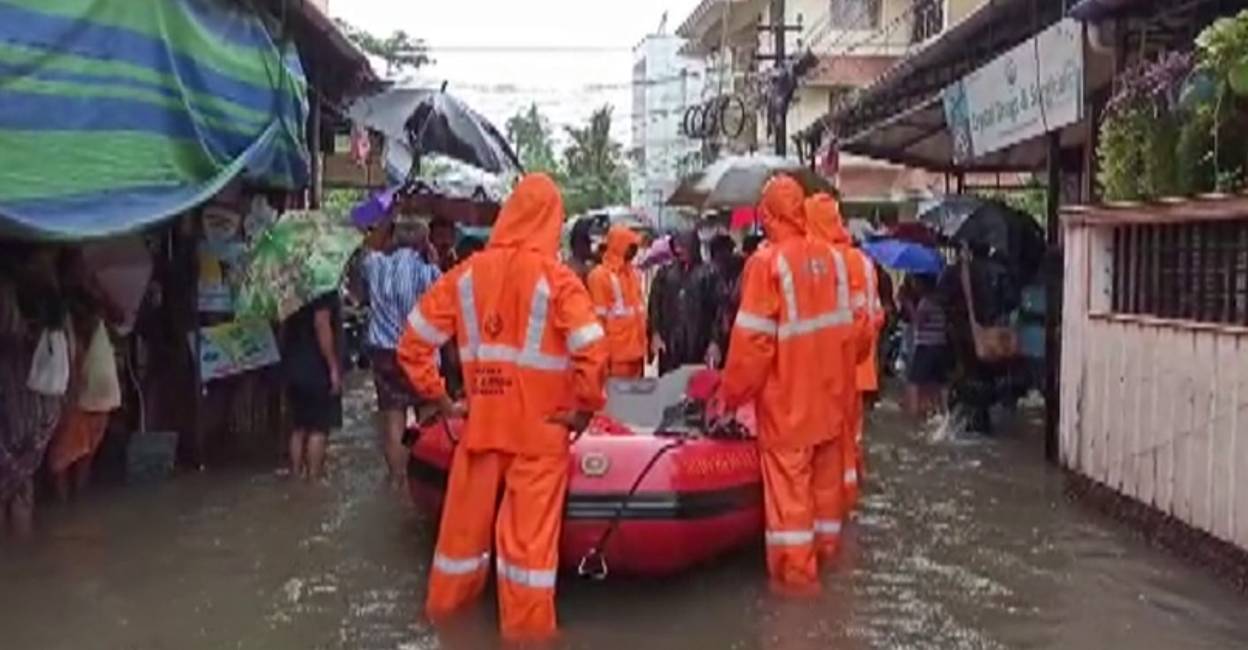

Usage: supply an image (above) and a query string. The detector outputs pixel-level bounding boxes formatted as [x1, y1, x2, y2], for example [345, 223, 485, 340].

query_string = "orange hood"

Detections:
[758, 175, 807, 244]
[804, 193, 850, 246]
[487, 173, 565, 256]
[602, 225, 641, 270]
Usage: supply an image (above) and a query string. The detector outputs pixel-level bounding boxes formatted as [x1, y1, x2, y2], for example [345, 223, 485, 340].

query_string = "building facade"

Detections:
[630, 33, 706, 227]
[676, 0, 958, 203]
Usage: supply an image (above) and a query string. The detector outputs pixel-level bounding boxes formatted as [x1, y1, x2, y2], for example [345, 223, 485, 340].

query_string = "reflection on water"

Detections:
[2, 381, 1247, 650]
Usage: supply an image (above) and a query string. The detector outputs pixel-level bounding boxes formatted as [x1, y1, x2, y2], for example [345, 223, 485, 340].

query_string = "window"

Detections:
[829, 0, 882, 31]
[912, 0, 945, 43]
[1110, 220, 1248, 324]
[827, 85, 855, 113]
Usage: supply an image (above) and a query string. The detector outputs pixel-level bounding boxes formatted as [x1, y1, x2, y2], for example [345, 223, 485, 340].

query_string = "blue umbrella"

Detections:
[861, 238, 944, 275]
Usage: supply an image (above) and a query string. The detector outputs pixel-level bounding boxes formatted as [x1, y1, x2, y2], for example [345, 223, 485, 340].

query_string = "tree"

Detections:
[561, 105, 630, 215]
[505, 104, 559, 174]
[334, 19, 430, 77]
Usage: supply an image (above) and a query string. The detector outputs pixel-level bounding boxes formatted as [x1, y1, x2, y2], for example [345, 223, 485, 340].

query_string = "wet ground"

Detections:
[3, 379, 1248, 650]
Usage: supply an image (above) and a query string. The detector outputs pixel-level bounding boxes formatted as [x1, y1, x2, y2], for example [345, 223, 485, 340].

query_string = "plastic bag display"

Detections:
[26, 328, 70, 396]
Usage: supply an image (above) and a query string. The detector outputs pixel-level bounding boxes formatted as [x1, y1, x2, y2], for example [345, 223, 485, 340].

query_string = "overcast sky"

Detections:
[331, 0, 704, 146]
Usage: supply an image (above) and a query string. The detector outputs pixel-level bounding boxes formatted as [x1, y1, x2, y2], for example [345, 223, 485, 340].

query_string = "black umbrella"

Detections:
[404, 85, 522, 175]
[917, 195, 986, 238]
[956, 201, 1046, 282]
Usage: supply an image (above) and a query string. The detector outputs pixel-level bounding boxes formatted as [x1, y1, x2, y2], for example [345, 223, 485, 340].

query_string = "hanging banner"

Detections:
[192, 321, 281, 382]
[943, 18, 1084, 163]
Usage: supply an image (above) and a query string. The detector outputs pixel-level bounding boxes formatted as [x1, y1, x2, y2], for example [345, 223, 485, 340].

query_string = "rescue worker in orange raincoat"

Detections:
[396, 173, 608, 641]
[586, 225, 647, 378]
[717, 176, 857, 593]
[805, 193, 882, 509]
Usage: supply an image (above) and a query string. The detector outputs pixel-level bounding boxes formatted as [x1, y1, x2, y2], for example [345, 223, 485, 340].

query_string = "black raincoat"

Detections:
[647, 232, 720, 375]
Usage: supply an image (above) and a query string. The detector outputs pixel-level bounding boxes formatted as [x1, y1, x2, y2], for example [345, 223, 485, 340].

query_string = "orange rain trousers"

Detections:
[760, 439, 845, 595]
[425, 447, 568, 641]
[607, 360, 644, 379]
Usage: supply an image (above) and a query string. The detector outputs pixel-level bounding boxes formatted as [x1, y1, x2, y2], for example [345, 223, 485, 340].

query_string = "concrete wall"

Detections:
[630, 35, 705, 225]
[1061, 220, 1248, 553]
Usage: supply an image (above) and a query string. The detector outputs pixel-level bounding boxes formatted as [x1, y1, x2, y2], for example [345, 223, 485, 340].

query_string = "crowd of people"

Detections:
[0, 247, 123, 537]
[338, 172, 888, 641]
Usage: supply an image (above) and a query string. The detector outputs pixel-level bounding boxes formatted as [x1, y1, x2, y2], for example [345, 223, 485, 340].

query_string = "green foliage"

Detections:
[323, 188, 366, 221]
[505, 104, 559, 174]
[976, 182, 1047, 223]
[503, 103, 630, 217]
[1142, 112, 1181, 198]
[333, 19, 430, 77]
[1097, 107, 1149, 201]
[561, 105, 630, 215]
[1196, 10, 1248, 92]
[1176, 104, 1217, 194]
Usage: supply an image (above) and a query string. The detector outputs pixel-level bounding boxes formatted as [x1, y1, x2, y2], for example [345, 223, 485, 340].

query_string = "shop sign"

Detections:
[943, 18, 1084, 163]
[191, 321, 281, 382]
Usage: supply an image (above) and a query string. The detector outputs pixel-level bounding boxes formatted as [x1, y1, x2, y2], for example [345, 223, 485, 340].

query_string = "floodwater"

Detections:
[3, 381, 1248, 650]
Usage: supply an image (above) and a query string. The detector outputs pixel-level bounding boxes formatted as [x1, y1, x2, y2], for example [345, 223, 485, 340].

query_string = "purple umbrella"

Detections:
[351, 187, 400, 229]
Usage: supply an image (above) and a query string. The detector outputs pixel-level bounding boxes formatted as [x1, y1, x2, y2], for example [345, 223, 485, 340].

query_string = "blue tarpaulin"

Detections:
[0, 0, 309, 240]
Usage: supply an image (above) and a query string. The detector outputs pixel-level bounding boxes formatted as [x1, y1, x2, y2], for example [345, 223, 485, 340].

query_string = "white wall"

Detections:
[631, 34, 705, 226]
[1061, 221, 1248, 552]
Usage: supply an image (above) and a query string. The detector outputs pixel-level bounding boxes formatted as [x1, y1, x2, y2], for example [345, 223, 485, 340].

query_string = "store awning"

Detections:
[0, 0, 313, 240]
[804, 0, 1076, 172]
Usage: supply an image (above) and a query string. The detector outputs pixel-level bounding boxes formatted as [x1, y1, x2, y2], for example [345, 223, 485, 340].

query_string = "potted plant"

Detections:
[1097, 52, 1192, 201]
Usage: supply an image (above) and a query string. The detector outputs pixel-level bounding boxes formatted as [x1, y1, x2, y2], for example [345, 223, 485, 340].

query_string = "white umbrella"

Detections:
[667, 154, 835, 209]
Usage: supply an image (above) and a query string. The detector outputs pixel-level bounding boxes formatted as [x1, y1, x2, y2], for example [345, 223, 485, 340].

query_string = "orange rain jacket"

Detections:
[721, 177, 856, 450]
[397, 174, 609, 456]
[805, 194, 876, 369]
[586, 226, 647, 366]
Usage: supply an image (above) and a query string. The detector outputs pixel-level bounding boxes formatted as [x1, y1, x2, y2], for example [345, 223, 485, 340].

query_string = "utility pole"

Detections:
[771, 0, 786, 156]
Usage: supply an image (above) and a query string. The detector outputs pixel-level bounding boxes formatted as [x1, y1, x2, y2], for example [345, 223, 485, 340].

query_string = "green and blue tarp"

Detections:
[0, 0, 309, 240]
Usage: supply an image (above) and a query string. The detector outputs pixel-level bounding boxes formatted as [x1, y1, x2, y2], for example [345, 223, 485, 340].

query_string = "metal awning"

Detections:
[803, 0, 1073, 172]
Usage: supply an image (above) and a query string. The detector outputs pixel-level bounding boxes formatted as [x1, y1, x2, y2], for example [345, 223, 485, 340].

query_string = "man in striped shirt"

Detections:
[359, 220, 442, 489]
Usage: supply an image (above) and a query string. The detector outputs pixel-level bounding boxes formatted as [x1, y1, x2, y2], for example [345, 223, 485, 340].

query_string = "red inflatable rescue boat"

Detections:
[408, 368, 762, 578]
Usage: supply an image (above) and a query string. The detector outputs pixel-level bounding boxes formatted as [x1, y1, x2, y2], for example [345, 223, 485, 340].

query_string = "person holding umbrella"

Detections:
[235, 210, 363, 481]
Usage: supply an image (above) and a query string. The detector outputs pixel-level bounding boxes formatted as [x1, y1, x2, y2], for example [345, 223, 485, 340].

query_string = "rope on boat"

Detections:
[577, 438, 686, 581]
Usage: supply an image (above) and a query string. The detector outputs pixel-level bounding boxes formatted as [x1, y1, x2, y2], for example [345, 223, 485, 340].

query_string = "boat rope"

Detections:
[577, 438, 687, 581]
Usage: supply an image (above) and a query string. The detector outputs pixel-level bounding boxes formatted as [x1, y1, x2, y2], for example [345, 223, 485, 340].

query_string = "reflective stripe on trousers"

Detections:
[814, 519, 842, 536]
[765, 529, 815, 546]
[496, 557, 557, 589]
[456, 270, 603, 369]
[433, 551, 491, 576]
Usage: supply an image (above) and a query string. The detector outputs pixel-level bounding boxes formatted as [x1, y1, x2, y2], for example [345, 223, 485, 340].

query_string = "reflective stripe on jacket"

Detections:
[398, 174, 609, 456]
[723, 178, 855, 449]
[587, 226, 646, 364]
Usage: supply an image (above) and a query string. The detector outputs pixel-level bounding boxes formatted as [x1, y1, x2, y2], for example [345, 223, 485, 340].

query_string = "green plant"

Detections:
[1098, 53, 1194, 201]
[1196, 10, 1248, 95]
[1097, 107, 1149, 201]
[1176, 104, 1217, 194]
[1142, 111, 1181, 197]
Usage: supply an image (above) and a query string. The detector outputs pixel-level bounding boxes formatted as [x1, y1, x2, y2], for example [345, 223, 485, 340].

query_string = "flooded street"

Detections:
[3, 380, 1247, 650]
